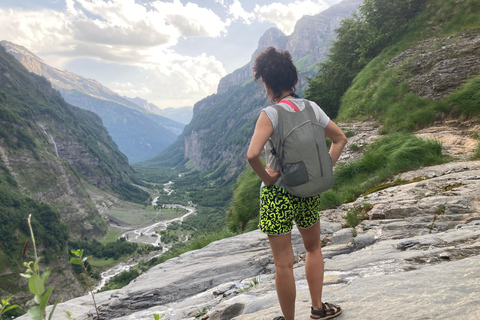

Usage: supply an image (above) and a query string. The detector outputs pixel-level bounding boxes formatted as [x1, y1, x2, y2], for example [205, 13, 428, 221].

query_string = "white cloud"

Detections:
[144, 53, 226, 103]
[0, 1, 230, 107]
[152, 0, 228, 38]
[228, 0, 254, 24]
[0, 1, 230, 63]
[105, 52, 226, 108]
[0, 0, 332, 108]
[0, 8, 72, 57]
[254, 0, 329, 35]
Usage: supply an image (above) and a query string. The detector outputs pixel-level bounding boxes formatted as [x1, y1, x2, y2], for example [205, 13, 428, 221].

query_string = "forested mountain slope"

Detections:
[0, 41, 184, 164]
[0, 45, 148, 305]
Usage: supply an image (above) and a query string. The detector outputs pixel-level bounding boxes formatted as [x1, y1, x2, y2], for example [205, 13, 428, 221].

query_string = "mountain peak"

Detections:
[1, 40, 44, 63]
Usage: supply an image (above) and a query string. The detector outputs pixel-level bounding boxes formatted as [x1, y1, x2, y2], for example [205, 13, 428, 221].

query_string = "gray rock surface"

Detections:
[26, 158, 480, 319]
[387, 30, 480, 100]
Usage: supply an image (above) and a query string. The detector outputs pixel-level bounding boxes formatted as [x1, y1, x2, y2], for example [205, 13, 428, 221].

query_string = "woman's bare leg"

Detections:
[298, 222, 324, 310]
[268, 232, 295, 320]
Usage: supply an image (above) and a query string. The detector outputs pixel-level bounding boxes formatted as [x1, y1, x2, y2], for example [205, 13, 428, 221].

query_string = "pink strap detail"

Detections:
[279, 100, 300, 112]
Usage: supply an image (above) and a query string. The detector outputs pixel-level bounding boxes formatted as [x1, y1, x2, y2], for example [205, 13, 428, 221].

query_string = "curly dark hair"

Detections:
[253, 47, 298, 101]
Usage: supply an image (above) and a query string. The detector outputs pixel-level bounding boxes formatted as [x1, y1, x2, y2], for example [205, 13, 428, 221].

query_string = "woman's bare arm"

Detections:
[324, 120, 348, 166]
[247, 112, 281, 185]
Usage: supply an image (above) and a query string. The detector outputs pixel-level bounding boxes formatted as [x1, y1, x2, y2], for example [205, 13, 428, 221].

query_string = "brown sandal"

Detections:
[310, 302, 342, 319]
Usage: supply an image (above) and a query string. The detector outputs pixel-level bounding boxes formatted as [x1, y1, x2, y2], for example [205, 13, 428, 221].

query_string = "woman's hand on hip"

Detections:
[264, 165, 281, 186]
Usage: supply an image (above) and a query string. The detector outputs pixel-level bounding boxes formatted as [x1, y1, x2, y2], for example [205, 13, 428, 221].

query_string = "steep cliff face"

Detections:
[217, 28, 288, 95]
[0, 41, 184, 164]
[285, 0, 365, 63]
[0, 45, 139, 234]
[180, 82, 267, 175]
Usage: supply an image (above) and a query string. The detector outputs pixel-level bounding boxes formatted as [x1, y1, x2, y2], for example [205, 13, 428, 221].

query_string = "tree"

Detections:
[306, 0, 426, 119]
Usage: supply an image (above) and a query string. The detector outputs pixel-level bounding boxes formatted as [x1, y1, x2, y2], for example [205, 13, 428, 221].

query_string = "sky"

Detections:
[0, 0, 341, 109]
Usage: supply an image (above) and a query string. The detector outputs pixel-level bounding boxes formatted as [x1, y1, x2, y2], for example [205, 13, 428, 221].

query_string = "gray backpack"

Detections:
[271, 100, 333, 197]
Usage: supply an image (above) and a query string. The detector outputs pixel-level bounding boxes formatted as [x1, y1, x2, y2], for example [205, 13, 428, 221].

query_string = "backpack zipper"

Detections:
[283, 120, 311, 140]
[316, 142, 324, 176]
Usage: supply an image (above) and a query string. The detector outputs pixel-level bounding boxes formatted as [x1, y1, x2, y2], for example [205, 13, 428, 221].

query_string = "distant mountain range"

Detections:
[124, 96, 193, 125]
[0, 40, 188, 163]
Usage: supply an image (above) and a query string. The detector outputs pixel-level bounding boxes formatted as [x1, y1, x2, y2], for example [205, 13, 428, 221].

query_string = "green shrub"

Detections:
[344, 130, 356, 138]
[345, 203, 372, 228]
[472, 142, 480, 160]
[226, 167, 262, 233]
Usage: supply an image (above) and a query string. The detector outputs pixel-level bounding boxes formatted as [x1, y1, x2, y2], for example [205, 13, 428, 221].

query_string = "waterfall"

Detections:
[38, 123, 59, 157]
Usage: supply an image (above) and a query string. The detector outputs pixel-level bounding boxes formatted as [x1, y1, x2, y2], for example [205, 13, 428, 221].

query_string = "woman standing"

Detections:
[247, 47, 347, 320]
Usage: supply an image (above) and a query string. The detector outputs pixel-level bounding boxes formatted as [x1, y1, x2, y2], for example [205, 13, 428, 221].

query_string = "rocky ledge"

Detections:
[31, 160, 480, 320]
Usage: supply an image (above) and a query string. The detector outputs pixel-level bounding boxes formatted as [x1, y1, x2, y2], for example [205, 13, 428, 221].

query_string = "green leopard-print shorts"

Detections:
[259, 185, 321, 235]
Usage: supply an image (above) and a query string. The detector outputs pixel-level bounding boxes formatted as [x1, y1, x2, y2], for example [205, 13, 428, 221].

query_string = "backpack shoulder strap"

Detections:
[278, 99, 300, 112]
[303, 100, 320, 123]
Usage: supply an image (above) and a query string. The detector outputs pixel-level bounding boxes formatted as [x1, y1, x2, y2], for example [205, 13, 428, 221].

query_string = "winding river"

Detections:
[94, 183, 196, 291]
[120, 204, 196, 247]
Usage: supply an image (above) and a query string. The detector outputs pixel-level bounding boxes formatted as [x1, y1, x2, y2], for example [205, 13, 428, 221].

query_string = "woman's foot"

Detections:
[310, 302, 342, 319]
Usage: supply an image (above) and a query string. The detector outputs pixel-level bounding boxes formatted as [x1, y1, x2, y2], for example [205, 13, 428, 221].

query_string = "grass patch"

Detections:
[88, 257, 118, 269]
[99, 226, 124, 244]
[349, 143, 361, 151]
[226, 166, 262, 233]
[156, 207, 188, 220]
[318, 133, 448, 210]
[345, 202, 372, 228]
[344, 130, 356, 138]
[106, 203, 186, 227]
[472, 142, 480, 160]
[429, 0, 480, 35]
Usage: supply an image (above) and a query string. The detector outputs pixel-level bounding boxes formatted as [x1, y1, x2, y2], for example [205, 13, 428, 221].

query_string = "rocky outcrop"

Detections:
[217, 28, 287, 95]
[32, 159, 480, 320]
[416, 120, 480, 160]
[184, 130, 208, 170]
[286, 0, 364, 64]
[387, 29, 480, 100]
